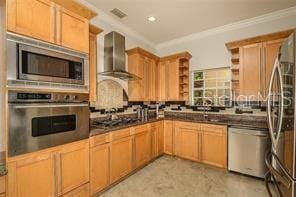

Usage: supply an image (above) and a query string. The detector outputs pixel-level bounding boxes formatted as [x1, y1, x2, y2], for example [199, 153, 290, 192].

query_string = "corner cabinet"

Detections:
[158, 52, 192, 101]
[7, 0, 97, 53]
[126, 48, 159, 102]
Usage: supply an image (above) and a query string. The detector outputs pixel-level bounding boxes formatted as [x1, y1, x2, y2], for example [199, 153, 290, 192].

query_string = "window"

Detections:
[192, 68, 231, 106]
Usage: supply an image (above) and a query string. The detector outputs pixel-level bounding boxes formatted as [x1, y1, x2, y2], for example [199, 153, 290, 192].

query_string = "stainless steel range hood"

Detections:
[99, 31, 141, 80]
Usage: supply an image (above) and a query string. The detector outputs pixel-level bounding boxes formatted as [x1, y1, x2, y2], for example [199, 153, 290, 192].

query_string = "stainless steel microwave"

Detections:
[7, 33, 89, 87]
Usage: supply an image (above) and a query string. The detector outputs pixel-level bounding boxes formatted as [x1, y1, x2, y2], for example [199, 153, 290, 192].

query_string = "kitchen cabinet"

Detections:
[62, 183, 90, 197]
[7, 0, 96, 53]
[200, 124, 227, 168]
[7, 140, 90, 197]
[57, 140, 90, 195]
[134, 124, 151, 168]
[7, 151, 55, 197]
[89, 24, 103, 102]
[90, 142, 110, 195]
[7, 0, 55, 43]
[174, 121, 200, 161]
[110, 130, 133, 183]
[158, 52, 191, 101]
[263, 39, 284, 96]
[240, 43, 262, 98]
[164, 120, 174, 155]
[57, 6, 89, 53]
[226, 31, 290, 100]
[126, 47, 159, 102]
[151, 122, 164, 159]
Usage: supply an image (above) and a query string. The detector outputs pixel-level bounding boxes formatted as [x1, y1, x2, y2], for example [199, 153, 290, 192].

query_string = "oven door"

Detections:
[8, 103, 90, 157]
[18, 44, 84, 85]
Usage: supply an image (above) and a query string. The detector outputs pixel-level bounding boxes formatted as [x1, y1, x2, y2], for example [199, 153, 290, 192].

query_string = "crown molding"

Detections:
[156, 6, 296, 50]
[78, 0, 157, 50]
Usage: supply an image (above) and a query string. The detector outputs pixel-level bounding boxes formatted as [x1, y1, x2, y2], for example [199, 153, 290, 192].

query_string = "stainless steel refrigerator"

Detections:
[265, 32, 296, 197]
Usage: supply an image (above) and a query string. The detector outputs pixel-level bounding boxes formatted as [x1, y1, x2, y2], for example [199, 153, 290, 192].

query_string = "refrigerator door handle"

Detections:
[267, 58, 283, 149]
[265, 151, 291, 189]
[267, 58, 277, 147]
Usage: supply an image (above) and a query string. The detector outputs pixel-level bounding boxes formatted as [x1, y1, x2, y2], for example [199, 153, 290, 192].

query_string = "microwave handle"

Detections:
[12, 104, 89, 109]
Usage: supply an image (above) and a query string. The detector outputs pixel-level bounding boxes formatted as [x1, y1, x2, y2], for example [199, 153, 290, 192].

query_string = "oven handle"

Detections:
[12, 103, 89, 109]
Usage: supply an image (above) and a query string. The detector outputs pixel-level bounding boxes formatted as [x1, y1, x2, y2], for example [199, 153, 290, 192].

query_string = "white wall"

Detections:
[156, 10, 296, 71]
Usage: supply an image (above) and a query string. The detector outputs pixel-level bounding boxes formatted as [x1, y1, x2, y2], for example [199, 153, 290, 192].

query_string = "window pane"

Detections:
[194, 72, 203, 81]
[194, 90, 203, 97]
[194, 98, 203, 105]
[205, 70, 216, 79]
[194, 81, 204, 89]
[204, 79, 216, 88]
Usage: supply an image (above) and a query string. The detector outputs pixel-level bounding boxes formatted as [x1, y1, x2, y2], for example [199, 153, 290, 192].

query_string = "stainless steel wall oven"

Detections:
[8, 91, 90, 157]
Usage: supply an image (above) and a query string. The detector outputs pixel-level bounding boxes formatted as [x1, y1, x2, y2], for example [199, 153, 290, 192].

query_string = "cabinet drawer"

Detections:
[201, 124, 226, 134]
[133, 124, 149, 134]
[150, 121, 163, 128]
[90, 133, 110, 147]
[111, 128, 131, 141]
[175, 121, 200, 130]
[62, 183, 89, 197]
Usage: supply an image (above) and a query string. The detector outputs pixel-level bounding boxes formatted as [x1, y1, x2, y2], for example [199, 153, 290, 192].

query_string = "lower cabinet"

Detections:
[57, 140, 90, 195]
[7, 140, 90, 197]
[174, 121, 200, 161]
[151, 121, 164, 158]
[110, 136, 133, 183]
[62, 183, 90, 197]
[165, 121, 228, 169]
[90, 143, 110, 195]
[7, 152, 55, 197]
[134, 124, 151, 168]
[200, 124, 227, 168]
[164, 120, 174, 155]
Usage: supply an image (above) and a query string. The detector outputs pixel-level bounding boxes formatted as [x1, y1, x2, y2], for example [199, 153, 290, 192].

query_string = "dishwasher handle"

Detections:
[230, 131, 268, 138]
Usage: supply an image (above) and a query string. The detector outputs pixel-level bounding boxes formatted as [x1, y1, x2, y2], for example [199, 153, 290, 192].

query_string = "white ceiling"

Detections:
[85, 0, 296, 44]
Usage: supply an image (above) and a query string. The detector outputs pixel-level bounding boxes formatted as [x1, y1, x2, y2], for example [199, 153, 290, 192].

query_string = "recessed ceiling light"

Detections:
[147, 16, 156, 22]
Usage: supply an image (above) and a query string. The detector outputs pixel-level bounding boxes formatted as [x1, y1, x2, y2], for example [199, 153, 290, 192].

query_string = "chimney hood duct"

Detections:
[99, 31, 141, 80]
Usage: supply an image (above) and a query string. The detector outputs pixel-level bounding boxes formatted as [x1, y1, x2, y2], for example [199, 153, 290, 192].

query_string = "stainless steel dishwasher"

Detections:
[228, 126, 271, 178]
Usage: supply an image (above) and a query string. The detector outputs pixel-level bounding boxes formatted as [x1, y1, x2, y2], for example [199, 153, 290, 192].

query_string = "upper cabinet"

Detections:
[89, 24, 103, 102]
[127, 47, 192, 102]
[226, 29, 293, 100]
[7, 0, 55, 43]
[7, 0, 97, 53]
[126, 47, 160, 102]
[158, 52, 192, 101]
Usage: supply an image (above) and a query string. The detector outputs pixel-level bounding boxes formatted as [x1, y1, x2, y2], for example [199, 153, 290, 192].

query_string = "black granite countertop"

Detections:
[90, 114, 268, 137]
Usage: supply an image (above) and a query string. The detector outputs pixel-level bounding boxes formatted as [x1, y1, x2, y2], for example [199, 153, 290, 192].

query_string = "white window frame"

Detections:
[191, 67, 232, 106]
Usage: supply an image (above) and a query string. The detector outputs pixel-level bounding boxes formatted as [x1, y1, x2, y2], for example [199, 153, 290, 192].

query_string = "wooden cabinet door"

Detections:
[128, 54, 144, 101]
[90, 143, 110, 195]
[7, 0, 55, 43]
[200, 124, 227, 168]
[57, 141, 90, 195]
[166, 60, 180, 101]
[58, 7, 89, 53]
[62, 183, 90, 197]
[149, 59, 157, 101]
[174, 122, 200, 161]
[143, 57, 150, 101]
[89, 33, 97, 102]
[110, 136, 133, 183]
[151, 126, 157, 159]
[7, 152, 55, 197]
[157, 61, 167, 101]
[134, 125, 151, 168]
[157, 122, 164, 156]
[240, 43, 262, 99]
[164, 120, 174, 155]
[263, 39, 284, 97]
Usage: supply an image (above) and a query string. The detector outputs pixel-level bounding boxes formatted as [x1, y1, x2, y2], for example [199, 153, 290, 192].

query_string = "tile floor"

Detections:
[100, 156, 268, 197]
